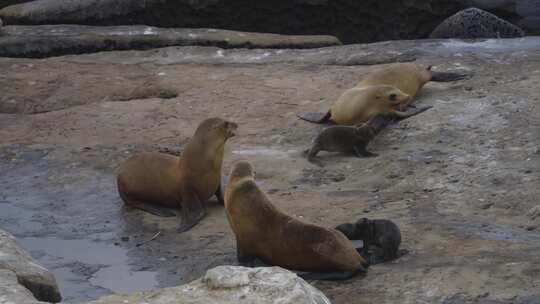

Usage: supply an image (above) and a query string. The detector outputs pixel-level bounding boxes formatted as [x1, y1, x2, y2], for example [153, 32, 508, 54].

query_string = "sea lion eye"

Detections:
[389, 94, 397, 101]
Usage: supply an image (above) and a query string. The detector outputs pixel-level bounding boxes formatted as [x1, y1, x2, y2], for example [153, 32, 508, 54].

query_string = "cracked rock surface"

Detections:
[0, 37, 539, 303]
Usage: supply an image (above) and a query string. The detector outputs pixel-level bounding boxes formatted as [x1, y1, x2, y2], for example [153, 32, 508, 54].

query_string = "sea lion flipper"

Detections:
[353, 146, 377, 158]
[298, 271, 358, 281]
[430, 71, 470, 82]
[177, 192, 206, 233]
[129, 201, 177, 217]
[297, 111, 331, 124]
[393, 106, 433, 120]
[215, 184, 224, 205]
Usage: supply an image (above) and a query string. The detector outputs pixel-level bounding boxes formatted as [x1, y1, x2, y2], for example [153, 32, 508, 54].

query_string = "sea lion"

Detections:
[225, 161, 369, 281]
[298, 85, 411, 125]
[117, 117, 238, 233]
[304, 108, 432, 164]
[336, 218, 401, 264]
[298, 63, 467, 124]
[357, 63, 469, 106]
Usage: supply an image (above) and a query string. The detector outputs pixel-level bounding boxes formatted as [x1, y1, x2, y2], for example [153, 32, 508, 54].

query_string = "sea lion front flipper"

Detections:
[353, 146, 378, 158]
[236, 243, 257, 266]
[215, 184, 224, 205]
[393, 106, 433, 120]
[127, 201, 177, 217]
[297, 111, 331, 124]
[298, 271, 359, 281]
[177, 191, 206, 233]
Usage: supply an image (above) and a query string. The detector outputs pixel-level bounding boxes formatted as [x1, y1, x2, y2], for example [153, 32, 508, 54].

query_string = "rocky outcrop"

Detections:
[1, 0, 538, 43]
[0, 0, 465, 43]
[0, 229, 62, 303]
[84, 266, 331, 304]
[458, 0, 540, 34]
[0, 0, 32, 9]
[430, 7, 525, 39]
[0, 24, 340, 58]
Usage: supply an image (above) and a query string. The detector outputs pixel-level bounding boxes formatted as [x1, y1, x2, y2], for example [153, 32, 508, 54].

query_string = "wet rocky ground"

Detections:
[1, 37, 540, 303]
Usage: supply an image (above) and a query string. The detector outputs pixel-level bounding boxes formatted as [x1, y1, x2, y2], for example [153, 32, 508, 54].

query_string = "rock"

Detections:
[0, 0, 33, 9]
[0, 229, 62, 303]
[430, 7, 525, 39]
[84, 266, 331, 304]
[0, 269, 47, 304]
[527, 205, 540, 220]
[458, 0, 540, 34]
[0, 24, 341, 58]
[0, 0, 465, 43]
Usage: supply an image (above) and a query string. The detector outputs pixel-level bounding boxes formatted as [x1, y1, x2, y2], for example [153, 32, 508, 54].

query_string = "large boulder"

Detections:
[458, 0, 540, 34]
[0, 269, 47, 304]
[0, 229, 62, 303]
[430, 7, 525, 39]
[0, 24, 341, 58]
[0, 0, 465, 43]
[85, 266, 331, 304]
[0, 0, 33, 9]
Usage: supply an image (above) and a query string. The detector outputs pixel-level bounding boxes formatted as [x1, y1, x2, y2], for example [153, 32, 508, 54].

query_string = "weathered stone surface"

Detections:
[458, 0, 540, 34]
[1, 37, 540, 302]
[0, 0, 33, 9]
[0, 229, 62, 303]
[0, 0, 465, 43]
[528, 205, 540, 220]
[0, 269, 46, 304]
[430, 7, 525, 39]
[0, 24, 341, 58]
[84, 266, 331, 304]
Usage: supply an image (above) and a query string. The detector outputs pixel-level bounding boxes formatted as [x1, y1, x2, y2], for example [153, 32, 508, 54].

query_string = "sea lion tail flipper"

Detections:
[129, 202, 177, 217]
[177, 193, 206, 233]
[430, 71, 470, 82]
[297, 111, 331, 124]
[298, 271, 358, 281]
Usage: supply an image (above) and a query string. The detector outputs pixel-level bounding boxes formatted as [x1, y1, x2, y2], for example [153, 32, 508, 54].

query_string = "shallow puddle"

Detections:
[19, 237, 158, 301]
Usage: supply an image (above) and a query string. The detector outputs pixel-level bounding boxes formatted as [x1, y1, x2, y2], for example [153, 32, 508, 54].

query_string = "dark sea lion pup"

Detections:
[225, 161, 369, 280]
[117, 117, 238, 233]
[304, 108, 431, 164]
[336, 218, 401, 264]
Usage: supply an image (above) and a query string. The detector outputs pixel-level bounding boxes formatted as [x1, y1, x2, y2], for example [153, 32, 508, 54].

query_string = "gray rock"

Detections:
[0, 0, 465, 43]
[0, 0, 32, 9]
[458, 0, 540, 34]
[0, 24, 341, 58]
[0, 229, 62, 303]
[0, 269, 47, 304]
[84, 266, 331, 304]
[430, 7, 525, 39]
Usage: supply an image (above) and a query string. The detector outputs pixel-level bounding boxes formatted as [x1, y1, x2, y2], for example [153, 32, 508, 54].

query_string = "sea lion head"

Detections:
[354, 217, 374, 241]
[229, 160, 255, 181]
[195, 117, 238, 141]
[372, 85, 410, 109]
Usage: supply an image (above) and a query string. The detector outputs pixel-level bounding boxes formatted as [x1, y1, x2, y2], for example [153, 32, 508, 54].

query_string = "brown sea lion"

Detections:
[336, 218, 402, 264]
[304, 108, 431, 164]
[357, 63, 469, 106]
[117, 117, 238, 233]
[298, 85, 411, 125]
[225, 161, 369, 280]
